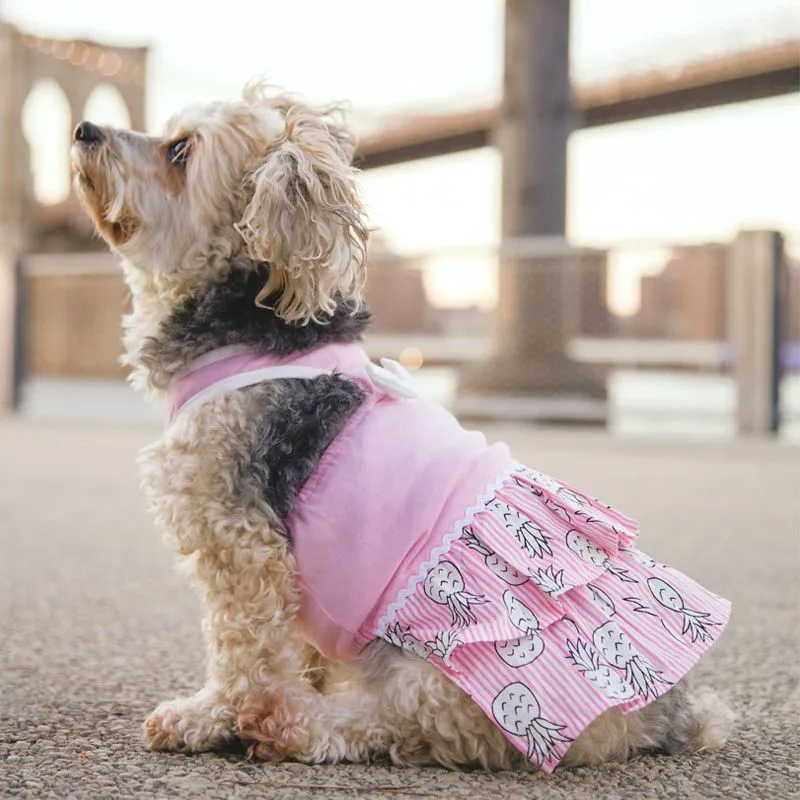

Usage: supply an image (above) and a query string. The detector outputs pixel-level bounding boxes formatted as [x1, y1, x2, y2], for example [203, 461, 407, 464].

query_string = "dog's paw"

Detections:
[144, 704, 187, 751]
[237, 689, 311, 761]
[688, 688, 736, 752]
[143, 694, 236, 753]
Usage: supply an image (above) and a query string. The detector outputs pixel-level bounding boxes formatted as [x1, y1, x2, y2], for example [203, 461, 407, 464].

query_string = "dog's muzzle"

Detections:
[73, 121, 105, 146]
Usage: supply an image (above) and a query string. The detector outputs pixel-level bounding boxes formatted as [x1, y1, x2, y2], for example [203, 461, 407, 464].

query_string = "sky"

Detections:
[6, 0, 800, 313]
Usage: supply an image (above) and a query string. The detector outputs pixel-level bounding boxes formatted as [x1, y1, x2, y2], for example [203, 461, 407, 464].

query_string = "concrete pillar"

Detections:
[728, 230, 785, 434]
[500, 0, 572, 241]
[458, 0, 607, 419]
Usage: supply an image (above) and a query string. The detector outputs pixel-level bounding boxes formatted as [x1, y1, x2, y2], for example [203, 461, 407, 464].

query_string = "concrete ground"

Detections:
[1, 419, 798, 800]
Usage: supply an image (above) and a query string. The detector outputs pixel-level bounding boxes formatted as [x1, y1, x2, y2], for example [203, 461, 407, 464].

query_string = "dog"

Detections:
[71, 83, 734, 771]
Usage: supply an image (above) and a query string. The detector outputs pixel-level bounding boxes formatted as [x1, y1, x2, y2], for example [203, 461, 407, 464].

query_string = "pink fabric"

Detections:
[284, 350, 512, 660]
[169, 343, 513, 659]
[379, 465, 731, 772]
[169, 343, 731, 772]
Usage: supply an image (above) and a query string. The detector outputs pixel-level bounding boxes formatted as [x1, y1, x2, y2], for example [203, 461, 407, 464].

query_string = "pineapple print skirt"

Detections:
[374, 463, 731, 772]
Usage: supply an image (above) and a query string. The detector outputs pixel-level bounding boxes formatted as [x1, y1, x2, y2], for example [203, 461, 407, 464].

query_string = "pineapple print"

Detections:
[543, 497, 571, 523]
[531, 565, 571, 597]
[593, 620, 670, 700]
[622, 547, 656, 568]
[516, 467, 562, 493]
[565, 638, 635, 700]
[565, 529, 608, 567]
[565, 530, 637, 583]
[383, 622, 431, 660]
[574, 511, 623, 538]
[494, 635, 545, 668]
[622, 595, 658, 617]
[486, 499, 552, 559]
[423, 560, 487, 628]
[556, 486, 590, 509]
[494, 590, 547, 667]
[461, 526, 529, 586]
[515, 476, 543, 496]
[502, 590, 541, 635]
[586, 583, 616, 616]
[648, 577, 721, 643]
[426, 629, 462, 664]
[492, 682, 572, 767]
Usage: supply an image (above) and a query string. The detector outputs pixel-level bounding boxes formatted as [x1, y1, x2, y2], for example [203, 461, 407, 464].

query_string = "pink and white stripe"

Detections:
[371, 465, 731, 772]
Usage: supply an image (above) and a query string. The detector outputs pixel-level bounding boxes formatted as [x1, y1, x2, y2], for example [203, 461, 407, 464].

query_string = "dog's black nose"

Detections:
[74, 121, 103, 144]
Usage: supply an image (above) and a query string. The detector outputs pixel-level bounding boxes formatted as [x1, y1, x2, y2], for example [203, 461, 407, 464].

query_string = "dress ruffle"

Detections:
[376, 464, 731, 772]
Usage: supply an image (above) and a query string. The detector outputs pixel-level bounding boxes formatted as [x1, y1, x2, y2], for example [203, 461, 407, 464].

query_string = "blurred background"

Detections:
[0, 0, 798, 440]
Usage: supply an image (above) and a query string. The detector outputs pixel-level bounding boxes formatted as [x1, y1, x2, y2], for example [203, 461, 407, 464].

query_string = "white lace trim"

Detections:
[374, 461, 523, 638]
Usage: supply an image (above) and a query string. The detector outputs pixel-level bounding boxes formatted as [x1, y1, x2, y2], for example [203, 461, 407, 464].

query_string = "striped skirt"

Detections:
[375, 464, 731, 772]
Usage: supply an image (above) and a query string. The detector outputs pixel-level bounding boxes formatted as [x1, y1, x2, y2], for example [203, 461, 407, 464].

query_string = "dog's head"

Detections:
[71, 84, 368, 323]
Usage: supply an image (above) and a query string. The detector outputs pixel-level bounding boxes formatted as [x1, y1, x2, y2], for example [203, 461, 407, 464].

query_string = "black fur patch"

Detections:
[142, 259, 372, 539]
[242, 376, 365, 526]
[140, 259, 371, 383]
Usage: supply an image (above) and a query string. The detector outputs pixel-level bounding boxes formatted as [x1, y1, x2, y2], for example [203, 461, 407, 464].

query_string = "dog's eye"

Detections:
[167, 138, 189, 166]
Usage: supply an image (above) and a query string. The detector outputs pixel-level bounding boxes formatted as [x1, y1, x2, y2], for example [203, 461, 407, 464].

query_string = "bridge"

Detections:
[1, 3, 795, 435]
[357, 35, 800, 169]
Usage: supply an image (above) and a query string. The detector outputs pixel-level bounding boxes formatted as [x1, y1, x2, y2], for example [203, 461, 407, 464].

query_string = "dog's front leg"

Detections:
[143, 685, 238, 753]
[143, 537, 318, 756]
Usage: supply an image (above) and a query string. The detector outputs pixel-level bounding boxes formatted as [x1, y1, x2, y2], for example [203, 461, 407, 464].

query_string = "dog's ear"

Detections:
[236, 101, 368, 324]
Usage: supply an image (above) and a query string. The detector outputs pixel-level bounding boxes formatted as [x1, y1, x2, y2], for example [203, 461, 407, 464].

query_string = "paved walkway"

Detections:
[1, 420, 798, 799]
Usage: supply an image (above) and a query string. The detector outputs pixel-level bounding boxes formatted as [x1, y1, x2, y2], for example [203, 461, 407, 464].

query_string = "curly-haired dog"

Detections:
[71, 84, 734, 771]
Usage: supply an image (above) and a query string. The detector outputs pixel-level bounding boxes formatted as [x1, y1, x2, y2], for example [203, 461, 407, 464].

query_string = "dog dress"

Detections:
[169, 341, 731, 772]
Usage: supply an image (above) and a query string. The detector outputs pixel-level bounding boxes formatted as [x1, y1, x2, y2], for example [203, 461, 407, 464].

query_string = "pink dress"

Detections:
[169, 342, 731, 772]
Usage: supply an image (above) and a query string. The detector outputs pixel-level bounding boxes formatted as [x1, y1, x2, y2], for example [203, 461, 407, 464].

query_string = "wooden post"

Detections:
[728, 230, 784, 434]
